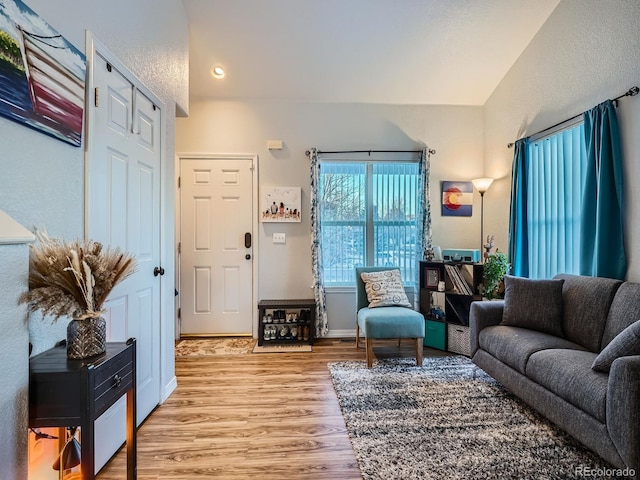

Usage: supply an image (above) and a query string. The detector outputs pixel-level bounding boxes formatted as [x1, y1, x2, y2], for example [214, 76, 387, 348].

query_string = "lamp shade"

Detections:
[471, 177, 494, 194]
[52, 436, 81, 471]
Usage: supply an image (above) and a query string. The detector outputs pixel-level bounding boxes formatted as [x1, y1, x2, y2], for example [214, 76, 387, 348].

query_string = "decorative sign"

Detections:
[261, 186, 301, 222]
[441, 181, 473, 217]
[0, 0, 86, 146]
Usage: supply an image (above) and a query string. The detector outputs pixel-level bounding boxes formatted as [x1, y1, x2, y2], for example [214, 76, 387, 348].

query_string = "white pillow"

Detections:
[360, 269, 411, 308]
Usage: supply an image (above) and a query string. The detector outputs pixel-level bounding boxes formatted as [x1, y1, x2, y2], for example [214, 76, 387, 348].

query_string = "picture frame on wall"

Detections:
[261, 186, 301, 222]
[0, 0, 86, 147]
[441, 181, 473, 217]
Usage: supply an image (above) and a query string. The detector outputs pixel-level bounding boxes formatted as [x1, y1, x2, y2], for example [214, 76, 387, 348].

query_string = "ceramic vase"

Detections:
[66, 316, 107, 359]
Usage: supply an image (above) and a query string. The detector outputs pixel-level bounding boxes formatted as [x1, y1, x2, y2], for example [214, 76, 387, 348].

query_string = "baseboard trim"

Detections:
[161, 376, 178, 403]
[325, 329, 356, 338]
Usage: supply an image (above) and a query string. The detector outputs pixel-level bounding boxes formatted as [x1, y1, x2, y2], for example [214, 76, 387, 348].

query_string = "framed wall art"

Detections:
[0, 0, 86, 146]
[424, 267, 440, 289]
[261, 186, 301, 222]
[441, 181, 473, 217]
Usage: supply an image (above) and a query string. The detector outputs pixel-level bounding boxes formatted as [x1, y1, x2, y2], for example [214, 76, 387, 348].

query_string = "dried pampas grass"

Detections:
[19, 230, 136, 322]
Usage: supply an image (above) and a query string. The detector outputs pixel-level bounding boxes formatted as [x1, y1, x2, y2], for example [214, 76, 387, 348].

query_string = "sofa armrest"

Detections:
[469, 300, 504, 356]
[607, 354, 640, 473]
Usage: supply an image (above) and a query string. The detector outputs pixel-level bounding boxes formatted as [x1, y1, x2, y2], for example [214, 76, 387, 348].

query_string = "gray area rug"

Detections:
[329, 356, 621, 480]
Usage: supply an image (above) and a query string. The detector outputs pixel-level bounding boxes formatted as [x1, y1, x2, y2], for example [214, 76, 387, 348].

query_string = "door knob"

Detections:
[245, 254, 251, 260]
[153, 266, 165, 277]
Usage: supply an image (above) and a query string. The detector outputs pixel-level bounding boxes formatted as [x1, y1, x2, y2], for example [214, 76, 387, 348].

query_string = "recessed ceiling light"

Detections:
[211, 66, 225, 79]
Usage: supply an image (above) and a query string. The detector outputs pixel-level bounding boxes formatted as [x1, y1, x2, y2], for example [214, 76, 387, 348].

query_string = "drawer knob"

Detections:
[113, 374, 122, 388]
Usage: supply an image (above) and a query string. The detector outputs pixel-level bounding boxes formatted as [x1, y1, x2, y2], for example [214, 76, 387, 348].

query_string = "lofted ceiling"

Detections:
[183, 0, 561, 105]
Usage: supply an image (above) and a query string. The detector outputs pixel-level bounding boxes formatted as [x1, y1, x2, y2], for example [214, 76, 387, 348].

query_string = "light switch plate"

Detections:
[273, 233, 286, 244]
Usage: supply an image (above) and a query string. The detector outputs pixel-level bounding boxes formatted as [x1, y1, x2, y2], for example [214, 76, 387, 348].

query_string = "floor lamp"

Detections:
[471, 177, 494, 260]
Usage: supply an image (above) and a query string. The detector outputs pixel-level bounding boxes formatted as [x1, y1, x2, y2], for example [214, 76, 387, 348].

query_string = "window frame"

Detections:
[319, 158, 420, 288]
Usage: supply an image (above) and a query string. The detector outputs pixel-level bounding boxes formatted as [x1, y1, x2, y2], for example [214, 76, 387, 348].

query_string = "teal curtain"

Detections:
[580, 100, 626, 280]
[309, 148, 328, 337]
[508, 138, 529, 277]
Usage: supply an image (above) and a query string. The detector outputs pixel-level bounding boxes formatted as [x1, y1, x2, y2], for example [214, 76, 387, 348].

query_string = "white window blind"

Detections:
[527, 123, 587, 278]
[319, 161, 419, 286]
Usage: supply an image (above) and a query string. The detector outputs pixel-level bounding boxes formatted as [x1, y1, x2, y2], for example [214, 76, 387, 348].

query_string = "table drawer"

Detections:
[94, 351, 134, 417]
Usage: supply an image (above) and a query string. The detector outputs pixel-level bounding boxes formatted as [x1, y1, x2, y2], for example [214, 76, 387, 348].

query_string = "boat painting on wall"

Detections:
[0, 0, 85, 147]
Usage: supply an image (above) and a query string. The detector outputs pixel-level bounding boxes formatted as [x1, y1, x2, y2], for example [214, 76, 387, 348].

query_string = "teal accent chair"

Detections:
[355, 266, 425, 367]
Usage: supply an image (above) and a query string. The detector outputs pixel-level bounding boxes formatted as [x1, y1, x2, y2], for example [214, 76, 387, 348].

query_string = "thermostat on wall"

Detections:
[267, 140, 283, 150]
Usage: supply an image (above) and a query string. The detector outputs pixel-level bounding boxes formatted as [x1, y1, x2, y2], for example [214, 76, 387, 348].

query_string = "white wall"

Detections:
[483, 0, 640, 281]
[0, 0, 188, 473]
[176, 100, 484, 332]
[0, 243, 30, 480]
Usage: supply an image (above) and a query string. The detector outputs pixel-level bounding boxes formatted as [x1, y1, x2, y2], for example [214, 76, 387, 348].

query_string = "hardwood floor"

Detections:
[97, 338, 435, 479]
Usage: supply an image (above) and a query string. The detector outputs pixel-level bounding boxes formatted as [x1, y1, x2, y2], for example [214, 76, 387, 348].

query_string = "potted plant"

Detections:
[20, 230, 136, 359]
[482, 251, 509, 300]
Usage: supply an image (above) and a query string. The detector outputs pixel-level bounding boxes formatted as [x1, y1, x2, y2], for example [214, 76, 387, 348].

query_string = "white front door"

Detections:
[180, 157, 254, 335]
[87, 48, 161, 471]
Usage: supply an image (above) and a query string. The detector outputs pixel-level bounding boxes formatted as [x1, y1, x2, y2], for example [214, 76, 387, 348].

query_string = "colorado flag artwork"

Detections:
[441, 181, 473, 217]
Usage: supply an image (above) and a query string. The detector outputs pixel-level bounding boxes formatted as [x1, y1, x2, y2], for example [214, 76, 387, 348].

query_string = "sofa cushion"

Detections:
[360, 269, 411, 308]
[478, 325, 586, 374]
[592, 320, 640, 372]
[554, 274, 622, 352]
[526, 349, 608, 422]
[501, 276, 564, 337]
[601, 282, 640, 349]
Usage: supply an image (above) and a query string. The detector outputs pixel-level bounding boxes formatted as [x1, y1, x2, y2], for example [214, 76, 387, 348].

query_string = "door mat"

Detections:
[252, 343, 312, 353]
[175, 337, 254, 356]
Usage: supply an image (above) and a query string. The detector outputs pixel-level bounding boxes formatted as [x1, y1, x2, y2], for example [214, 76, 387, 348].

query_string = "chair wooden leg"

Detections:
[366, 338, 373, 367]
[416, 338, 423, 366]
[355, 323, 360, 349]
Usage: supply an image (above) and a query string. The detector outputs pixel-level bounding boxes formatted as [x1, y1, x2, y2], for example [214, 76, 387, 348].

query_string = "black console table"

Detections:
[29, 339, 137, 479]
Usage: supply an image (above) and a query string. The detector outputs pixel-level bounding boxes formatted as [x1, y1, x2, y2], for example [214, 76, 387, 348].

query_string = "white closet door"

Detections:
[87, 50, 161, 472]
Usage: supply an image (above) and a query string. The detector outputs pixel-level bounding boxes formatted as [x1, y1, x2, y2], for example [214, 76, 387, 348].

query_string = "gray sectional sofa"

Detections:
[470, 274, 640, 477]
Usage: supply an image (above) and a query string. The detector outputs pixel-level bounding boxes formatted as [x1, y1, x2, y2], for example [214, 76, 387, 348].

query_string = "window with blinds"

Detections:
[527, 123, 587, 278]
[319, 161, 419, 286]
